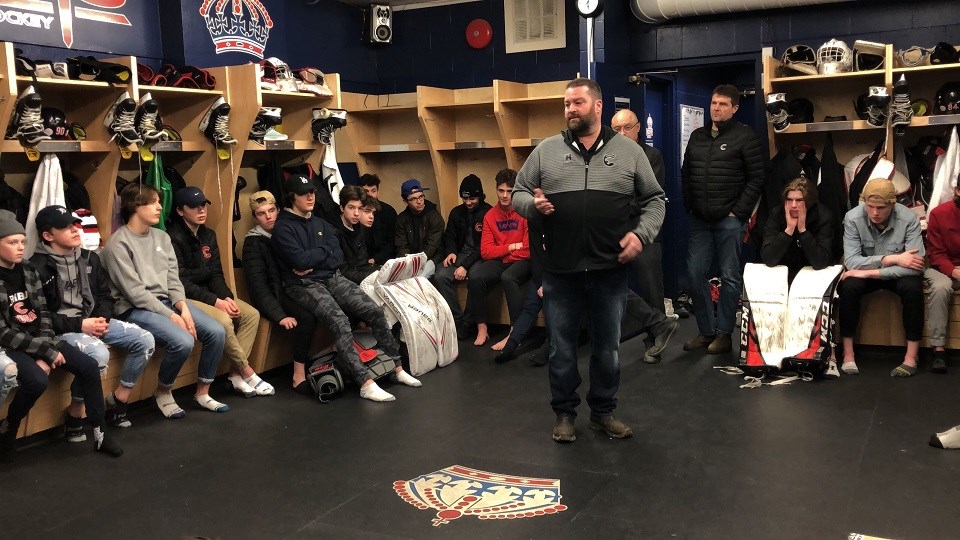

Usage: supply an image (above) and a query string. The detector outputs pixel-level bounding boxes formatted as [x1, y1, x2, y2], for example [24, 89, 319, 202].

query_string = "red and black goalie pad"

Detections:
[781, 274, 841, 374]
[739, 301, 772, 377]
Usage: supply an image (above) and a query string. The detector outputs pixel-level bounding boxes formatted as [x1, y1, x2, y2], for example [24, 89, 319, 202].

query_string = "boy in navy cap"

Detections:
[168, 187, 273, 397]
[31, 205, 156, 434]
[395, 179, 444, 263]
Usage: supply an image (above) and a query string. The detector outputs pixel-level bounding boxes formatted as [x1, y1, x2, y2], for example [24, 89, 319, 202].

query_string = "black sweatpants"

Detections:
[280, 293, 318, 364]
[838, 275, 924, 341]
[467, 259, 531, 324]
[5, 341, 105, 430]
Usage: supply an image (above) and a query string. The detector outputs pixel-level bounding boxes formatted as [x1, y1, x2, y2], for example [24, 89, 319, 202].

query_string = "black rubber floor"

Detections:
[4, 318, 960, 539]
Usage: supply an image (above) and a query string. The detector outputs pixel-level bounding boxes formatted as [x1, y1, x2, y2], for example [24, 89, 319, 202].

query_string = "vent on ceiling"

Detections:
[504, 0, 566, 54]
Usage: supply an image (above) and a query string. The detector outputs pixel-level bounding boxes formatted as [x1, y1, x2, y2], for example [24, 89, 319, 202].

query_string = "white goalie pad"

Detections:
[369, 253, 458, 376]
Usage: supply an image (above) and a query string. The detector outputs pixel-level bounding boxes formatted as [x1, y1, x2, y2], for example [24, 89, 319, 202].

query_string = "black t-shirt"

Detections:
[0, 264, 40, 330]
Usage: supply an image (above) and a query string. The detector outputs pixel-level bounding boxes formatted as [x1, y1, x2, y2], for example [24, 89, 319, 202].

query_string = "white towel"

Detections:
[24, 153, 66, 258]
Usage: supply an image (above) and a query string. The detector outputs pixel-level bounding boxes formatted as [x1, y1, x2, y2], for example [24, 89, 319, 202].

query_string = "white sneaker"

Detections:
[360, 381, 395, 402]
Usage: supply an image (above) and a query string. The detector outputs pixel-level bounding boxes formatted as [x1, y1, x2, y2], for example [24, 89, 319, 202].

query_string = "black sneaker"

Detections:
[109, 395, 132, 428]
[64, 414, 86, 443]
[0, 419, 17, 463]
[931, 351, 948, 374]
[93, 427, 123, 458]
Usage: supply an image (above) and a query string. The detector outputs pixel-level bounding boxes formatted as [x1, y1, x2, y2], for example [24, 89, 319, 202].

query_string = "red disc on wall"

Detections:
[466, 19, 493, 49]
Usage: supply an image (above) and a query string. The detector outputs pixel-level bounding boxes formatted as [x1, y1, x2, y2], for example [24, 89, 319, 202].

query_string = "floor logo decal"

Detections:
[394, 465, 567, 526]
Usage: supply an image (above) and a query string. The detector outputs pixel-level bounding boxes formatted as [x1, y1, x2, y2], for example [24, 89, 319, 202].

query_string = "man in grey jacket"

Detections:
[837, 179, 924, 377]
[513, 78, 665, 443]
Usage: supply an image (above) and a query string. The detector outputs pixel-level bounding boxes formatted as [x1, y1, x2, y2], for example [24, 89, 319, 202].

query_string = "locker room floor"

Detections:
[3, 317, 959, 539]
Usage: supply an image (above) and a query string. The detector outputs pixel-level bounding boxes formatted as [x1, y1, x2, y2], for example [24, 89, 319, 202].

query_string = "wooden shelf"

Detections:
[509, 138, 548, 147]
[244, 139, 317, 151]
[909, 114, 960, 127]
[148, 140, 207, 152]
[356, 143, 429, 153]
[15, 75, 112, 89]
[500, 95, 564, 105]
[423, 99, 494, 110]
[1, 139, 113, 153]
[138, 84, 222, 96]
[893, 63, 960, 75]
[351, 105, 418, 114]
[769, 69, 885, 84]
[774, 119, 884, 133]
[434, 140, 504, 150]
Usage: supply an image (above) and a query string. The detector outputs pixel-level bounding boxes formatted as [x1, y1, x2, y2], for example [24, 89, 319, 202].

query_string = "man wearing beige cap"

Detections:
[838, 178, 924, 377]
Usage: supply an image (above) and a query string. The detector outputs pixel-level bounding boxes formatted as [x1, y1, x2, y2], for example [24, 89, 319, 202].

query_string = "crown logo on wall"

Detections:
[199, 0, 274, 59]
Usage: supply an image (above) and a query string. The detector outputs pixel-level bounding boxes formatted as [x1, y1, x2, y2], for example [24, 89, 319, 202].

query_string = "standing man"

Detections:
[513, 78, 665, 443]
[681, 84, 765, 355]
[358, 173, 398, 265]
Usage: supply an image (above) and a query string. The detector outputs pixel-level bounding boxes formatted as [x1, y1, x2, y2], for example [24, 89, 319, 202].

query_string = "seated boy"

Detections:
[242, 191, 318, 393]
[838, 179, 924, 377]
[434, 174, 492, 338]
[168, 187, 273, 397]
[761, 177, 835, 281]
[358, 173, 398, 265]
[470, 169, 531, 346]
[395, 179, 445, 263]
[923, 181, 960, 374]
[31, 205, 156, 433]
[333, 185, 380, 284]
[101, 183, 228, 416]
[272, 175, 421, 402]
[0, 210, 122, 462]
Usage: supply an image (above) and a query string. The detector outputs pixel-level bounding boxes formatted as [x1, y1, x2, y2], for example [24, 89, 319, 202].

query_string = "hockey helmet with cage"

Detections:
[935, 82, 960, 114]
[853, 40, 885, 72]
[260, 57, 298, 92]
[930, 42, 960, 65]
[780, 45, 818, 75]
[787, 98, 814, 124]
[817, 39, 853, 75]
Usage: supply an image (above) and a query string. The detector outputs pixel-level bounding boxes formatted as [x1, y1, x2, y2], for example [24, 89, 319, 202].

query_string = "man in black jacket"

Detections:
[434, 174, 492, 337]
[760, 177, 834, 281]
[681, 84, 766, 355]
[333, 185, 380, 284]
[272, 175, 422, 403]
[31, 205, 155, 433]
[169, 187, 273, 398]
[242, 191, 317, 393]
[395, 179, 445, 263]
[359, 173, 398, 265]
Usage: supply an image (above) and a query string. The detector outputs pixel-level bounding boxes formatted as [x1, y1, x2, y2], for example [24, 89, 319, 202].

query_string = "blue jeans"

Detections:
[59, 319, 156, 401]
[542, 268, 627, 418]
[123, 300, 225, 387]
[686, 214, 745, 336]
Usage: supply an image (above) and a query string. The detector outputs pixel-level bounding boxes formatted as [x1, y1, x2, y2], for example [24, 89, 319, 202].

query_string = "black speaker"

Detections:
[365, 4, 392, 45]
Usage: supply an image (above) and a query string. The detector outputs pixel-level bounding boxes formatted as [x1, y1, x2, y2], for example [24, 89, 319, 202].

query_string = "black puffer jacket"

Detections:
[441, 201, 492, 268]
[167, 220, 233, 305]
[681, 121, 766, 223]
[333, 219, 380, 284]
[31, 248, 114, 334]
[241, 230, 287, 323]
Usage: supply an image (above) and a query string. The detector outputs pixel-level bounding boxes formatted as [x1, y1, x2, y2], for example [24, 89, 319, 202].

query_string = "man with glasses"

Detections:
[395, 179, 445, 264]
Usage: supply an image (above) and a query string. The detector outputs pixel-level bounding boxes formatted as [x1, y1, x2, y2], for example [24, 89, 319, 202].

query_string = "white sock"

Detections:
[228, 375, 256, 397]
[392, 370, 422, 388]
[244, 373, 275, 396]
[154, 392, 185, 418]
[841, 361, 859, 374]
[359, 381, 395, 402]
[195, 394, 230, 412]
[932, 425, 960, 449]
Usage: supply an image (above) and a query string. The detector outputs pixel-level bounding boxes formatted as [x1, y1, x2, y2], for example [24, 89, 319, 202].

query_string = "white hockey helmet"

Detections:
[817, 39, 853, 75]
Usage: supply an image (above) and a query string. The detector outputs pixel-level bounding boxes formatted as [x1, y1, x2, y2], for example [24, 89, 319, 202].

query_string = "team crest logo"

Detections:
[603, 153, 615, 166]
[564, 153, 572, 163]
[199, 0, 273, 59]
[474, 222, 483, 233]
[394, 465, 567, 526]
[201, 245, 212, 259]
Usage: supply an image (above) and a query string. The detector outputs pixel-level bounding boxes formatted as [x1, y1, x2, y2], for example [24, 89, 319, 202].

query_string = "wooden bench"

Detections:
[855, 290, 960, 348]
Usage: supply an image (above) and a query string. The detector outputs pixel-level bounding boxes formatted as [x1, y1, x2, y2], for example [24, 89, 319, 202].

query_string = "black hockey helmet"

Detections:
[930, 42, 960, 65]
[787, 98, 814, 124]
[854, 93, 869, 120]
[935, 82, 960, 114]
[41, 107, 69, 139]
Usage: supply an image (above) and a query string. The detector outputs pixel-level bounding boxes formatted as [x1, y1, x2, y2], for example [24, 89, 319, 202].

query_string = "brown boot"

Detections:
[707, 333, 732, 354]
[552, 414, 576, 443]
[683, 334, 715, 351]
[589, 415, 633, 439]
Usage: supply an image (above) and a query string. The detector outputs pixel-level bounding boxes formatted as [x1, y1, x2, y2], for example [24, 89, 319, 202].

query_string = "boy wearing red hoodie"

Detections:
[468, 169, 531, 346]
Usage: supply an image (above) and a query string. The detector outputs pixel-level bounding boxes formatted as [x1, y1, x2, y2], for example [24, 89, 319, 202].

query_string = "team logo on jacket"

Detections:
[201, 245, 212, 259]
[496, 220, 519, 232]
[474, 222, 483, 233]
[720, 143, 728, 150]
[603, 153, 615, 166]
[564, 153, 572, 163]
[394, 465, 567, 526]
